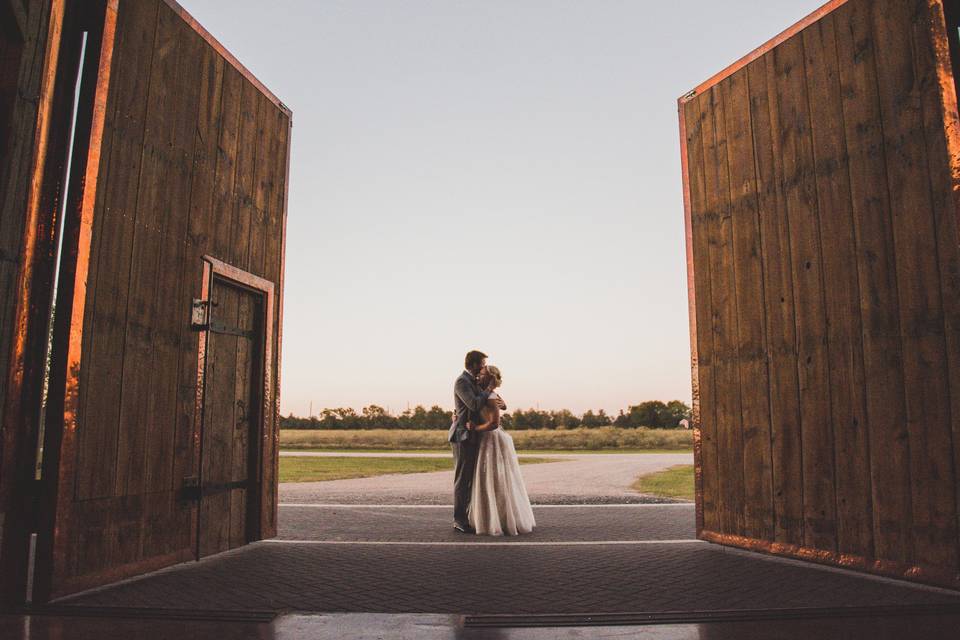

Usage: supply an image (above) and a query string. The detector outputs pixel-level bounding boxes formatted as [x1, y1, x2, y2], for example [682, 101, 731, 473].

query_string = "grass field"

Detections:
[280, 427, 693, 452]
[631, 465, 695, 501]
[279, 455, 558, 483]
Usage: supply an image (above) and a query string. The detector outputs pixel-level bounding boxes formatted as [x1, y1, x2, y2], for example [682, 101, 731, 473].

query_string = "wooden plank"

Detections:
[720, 68, 774, 541]
[230, 290, 253, 548]
[832, 0, 912, 565]
[114, 0, 179, 501]
[141, 8, 204, 518]
[701, 85, 746, 536]
[771, 36, 837, 552]
[683, 95, 720, 535]
[76, 0, 160, 501]
[230, 79, 260, 271]
[173, 37, 221, 493]
[209, 65, 242, 262]
[262, 110, 289, 536]
[870, 0, 957, 569]
[749, 55, 804, 546]
[199, 279, 239, 557]
[248, 94, 273, 279]
[916, 0, 960, 573]
[801, 12, 873, 559]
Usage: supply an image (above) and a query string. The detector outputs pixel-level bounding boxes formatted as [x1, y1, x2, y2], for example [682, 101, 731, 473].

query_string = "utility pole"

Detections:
[309, 400, 313, 418]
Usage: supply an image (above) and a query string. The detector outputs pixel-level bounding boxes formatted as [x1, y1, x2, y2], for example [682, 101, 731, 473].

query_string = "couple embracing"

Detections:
[448, 350, 536, 536]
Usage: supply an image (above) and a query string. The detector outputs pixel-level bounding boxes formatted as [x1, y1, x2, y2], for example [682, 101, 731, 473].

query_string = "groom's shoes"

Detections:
[453, 522, 476, 534]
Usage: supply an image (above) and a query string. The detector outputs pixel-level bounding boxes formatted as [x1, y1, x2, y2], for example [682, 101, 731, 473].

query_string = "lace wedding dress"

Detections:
[468, 399, 536, 536]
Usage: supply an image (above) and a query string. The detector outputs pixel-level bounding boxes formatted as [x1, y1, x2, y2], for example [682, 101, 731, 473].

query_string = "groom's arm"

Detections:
[454, 377, 490, 415]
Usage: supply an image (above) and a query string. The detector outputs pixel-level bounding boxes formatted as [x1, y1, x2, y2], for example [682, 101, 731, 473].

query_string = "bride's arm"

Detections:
[472, 403, 501, 432]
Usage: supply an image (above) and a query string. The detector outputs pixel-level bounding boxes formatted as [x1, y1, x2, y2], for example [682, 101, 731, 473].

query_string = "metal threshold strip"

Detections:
[10, 604, 276, 623]
[463, 603, 960, 628]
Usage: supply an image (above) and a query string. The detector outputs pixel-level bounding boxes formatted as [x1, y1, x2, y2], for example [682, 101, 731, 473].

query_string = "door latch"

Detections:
[179, 475, 201, 502]
[191, 299, 209, 330]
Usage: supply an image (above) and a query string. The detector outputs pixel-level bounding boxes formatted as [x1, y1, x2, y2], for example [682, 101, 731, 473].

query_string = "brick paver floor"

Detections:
[58, 505, 960, 615]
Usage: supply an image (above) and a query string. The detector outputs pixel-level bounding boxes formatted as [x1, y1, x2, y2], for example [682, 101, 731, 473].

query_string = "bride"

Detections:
[467, 366, 536, 536]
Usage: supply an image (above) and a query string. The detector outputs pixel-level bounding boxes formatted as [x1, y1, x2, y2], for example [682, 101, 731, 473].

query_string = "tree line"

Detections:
[280, 400, 691, 431]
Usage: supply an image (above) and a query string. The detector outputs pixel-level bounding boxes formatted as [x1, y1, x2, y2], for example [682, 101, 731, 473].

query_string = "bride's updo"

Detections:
[485, 365, 503, 389]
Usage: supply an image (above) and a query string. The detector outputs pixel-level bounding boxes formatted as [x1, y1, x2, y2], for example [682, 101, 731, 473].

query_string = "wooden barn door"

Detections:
[196, 275, 265, 557]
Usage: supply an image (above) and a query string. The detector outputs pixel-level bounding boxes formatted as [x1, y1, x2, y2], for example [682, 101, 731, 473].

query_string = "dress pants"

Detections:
[451, 435, 480, 526]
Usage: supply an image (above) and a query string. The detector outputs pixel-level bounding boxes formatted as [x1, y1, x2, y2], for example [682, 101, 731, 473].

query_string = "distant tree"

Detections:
[664, 400, 692, 426]
[581, 409, 612, 428]
[280, 400, 689, 430]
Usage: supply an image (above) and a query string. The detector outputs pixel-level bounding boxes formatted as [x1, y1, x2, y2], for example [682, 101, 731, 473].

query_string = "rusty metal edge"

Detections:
[190, 258, 211, 558]
[160, 0, 292, 119]
[44, 0, 119, 602]
[700, 529, 960, 590]
[0, 0, 67, 606]
[678, 0, 850, 104]
[678, 99, 704, 538]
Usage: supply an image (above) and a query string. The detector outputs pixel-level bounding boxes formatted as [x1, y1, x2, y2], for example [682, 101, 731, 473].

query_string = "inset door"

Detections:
[193, 257, 274, 558]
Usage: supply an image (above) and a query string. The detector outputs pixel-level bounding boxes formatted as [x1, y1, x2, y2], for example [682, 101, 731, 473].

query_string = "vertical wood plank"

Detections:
[833, 0, 913, 565]
[173, 40, 222, 508]
[199, 280, 238, 557]
[701, 85, 746, 536]
[683, 95, 720, 535]
[720, 70, 775, 541]
[231, 79, 260, 272]
[230, 291, 252, 548]
[114, 0, 179, 502]
[802, 13, 874, 559]
[871, 0, 957, 569]
[210, 66, 242, 262]
[771, 36, 838, 552]
[76, 0, 160, 501]
[750, 55, 804, 546]
[914, 0, 960, 574]
[262, 110, 289, 535]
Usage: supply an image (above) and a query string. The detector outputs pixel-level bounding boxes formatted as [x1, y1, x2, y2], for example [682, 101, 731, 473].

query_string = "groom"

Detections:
[449, 350, 502, 533]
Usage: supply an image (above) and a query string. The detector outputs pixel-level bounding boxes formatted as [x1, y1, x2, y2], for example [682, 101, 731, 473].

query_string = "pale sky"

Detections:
[180, 0, 824, 416]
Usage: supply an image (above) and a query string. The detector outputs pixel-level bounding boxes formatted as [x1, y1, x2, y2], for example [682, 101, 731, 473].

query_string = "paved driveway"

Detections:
[279, 452, 693, 504]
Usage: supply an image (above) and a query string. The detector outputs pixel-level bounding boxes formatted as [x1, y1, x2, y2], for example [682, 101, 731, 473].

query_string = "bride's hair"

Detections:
[485, 365, 502, 388]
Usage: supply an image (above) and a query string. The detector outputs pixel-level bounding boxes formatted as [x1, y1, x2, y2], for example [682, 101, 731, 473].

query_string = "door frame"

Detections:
[192, 255, 274, 558]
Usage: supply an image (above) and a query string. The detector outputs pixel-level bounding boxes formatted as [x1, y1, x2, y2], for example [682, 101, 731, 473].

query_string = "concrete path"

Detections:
[279, 452, 693, 505]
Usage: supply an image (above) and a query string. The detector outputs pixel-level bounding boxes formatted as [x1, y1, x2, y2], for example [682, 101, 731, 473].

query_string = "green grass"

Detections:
[279, 455, 558, 483]
[281, 447, 693, 455]
[631, 465, 695, 501]
[280, 427, 693, 451]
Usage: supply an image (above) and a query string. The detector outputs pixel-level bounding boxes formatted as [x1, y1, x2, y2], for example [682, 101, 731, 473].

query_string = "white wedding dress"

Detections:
[468, 394, 536, 536]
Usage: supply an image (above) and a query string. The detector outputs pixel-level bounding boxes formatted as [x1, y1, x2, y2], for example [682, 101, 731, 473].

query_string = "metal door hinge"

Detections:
[191, 299, 209, 330]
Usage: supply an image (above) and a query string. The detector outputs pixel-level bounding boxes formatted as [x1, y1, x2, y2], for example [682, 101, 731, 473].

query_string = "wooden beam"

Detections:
[7, 0, 28, 39]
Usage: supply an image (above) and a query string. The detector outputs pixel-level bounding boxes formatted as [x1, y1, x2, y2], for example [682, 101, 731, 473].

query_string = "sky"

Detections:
[180, 0, 825, 417]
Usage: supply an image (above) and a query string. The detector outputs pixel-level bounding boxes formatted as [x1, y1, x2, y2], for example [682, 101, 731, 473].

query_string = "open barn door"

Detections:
[17, 0, 290, 603]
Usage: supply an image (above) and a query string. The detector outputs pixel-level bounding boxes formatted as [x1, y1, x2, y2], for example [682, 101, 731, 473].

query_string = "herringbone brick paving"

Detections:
[59, 506, 960, 614]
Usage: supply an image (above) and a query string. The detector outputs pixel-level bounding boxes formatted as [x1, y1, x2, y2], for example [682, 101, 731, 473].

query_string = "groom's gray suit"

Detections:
[448, 371, 492, 527]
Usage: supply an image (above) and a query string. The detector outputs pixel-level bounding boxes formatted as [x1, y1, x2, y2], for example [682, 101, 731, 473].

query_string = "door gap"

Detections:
[34, 31, 89, 481]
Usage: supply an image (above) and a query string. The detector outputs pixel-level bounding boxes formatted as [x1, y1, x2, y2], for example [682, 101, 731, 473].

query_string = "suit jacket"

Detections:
[448, 371, 490, 443]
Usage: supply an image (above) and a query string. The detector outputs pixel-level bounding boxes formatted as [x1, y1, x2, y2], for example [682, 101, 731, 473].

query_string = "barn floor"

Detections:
[5, 504, 958, 638]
